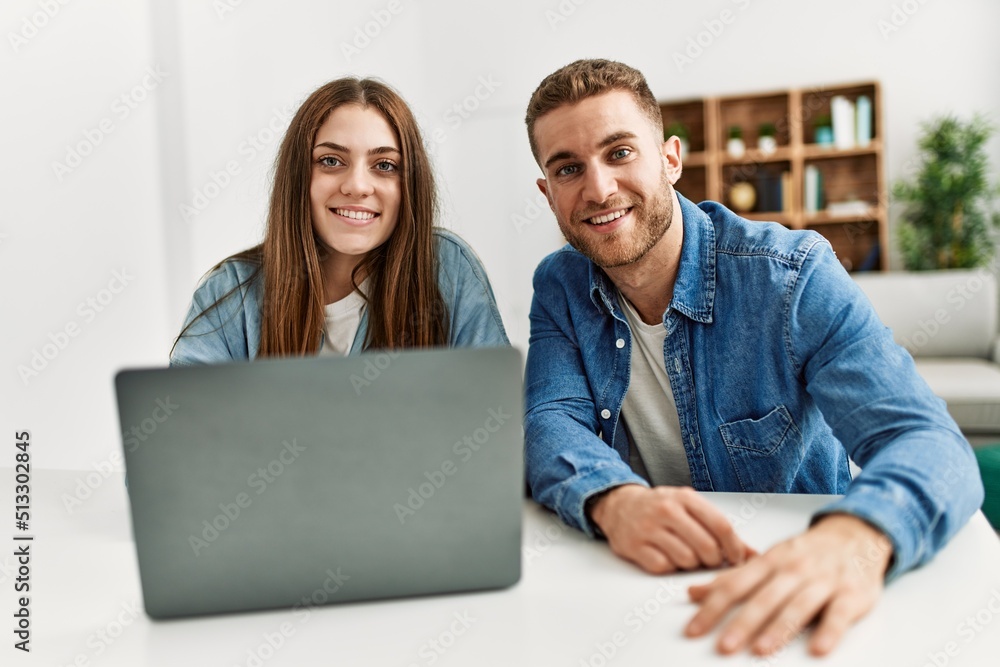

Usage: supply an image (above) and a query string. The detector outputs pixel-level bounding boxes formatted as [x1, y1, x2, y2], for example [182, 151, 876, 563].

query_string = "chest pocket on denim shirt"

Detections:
[718, 405, 804, 493]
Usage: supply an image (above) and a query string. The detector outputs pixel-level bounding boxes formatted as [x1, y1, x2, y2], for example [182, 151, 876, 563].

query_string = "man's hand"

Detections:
[589, 484, 754, 574]
[684, 513, 894, 656]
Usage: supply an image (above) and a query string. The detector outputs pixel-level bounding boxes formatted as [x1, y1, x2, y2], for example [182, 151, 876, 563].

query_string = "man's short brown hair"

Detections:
[525, 59, 663, 165]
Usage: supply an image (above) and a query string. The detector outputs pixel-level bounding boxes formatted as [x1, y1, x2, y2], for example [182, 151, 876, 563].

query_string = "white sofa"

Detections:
[853, 269, 1000, 437]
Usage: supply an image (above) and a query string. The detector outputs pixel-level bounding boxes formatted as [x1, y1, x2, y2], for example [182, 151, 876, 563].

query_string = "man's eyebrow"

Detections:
[543, 150, 575, 170]
[313, 142, 401, 156]
[542, 131, 639, 170]
[599, 131, 637, 148]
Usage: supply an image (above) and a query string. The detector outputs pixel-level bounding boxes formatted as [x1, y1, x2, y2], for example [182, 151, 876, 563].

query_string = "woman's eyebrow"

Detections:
[313, 142, 400, 156]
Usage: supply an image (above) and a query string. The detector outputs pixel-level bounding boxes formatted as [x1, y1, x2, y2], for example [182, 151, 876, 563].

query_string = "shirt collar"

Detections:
[587, 190, 716, 324]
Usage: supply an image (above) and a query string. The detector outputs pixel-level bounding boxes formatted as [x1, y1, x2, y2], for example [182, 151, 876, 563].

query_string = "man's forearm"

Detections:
[812, 426, 982, 580]
[525, 413, 646, 534]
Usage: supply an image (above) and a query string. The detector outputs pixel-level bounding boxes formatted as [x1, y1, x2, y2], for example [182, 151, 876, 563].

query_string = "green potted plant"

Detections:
[894, 115, 1000, 270]
[726, 125, 745, 158]
[757, 122, 777, 155]
[665, 121, 690, 159]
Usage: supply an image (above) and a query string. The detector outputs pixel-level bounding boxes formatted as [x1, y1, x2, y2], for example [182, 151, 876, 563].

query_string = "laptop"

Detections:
[115, 346, 524, 619]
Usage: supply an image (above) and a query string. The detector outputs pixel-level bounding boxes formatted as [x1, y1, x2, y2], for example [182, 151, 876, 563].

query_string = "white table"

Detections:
[5, 468, 1000, 666]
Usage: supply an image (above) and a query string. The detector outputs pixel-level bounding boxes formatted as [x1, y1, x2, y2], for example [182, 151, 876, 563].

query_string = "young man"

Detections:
[523, 59, 983, 657]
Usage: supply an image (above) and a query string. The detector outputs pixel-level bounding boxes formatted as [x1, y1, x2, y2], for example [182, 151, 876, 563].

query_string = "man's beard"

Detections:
[558, 169, 673, 269]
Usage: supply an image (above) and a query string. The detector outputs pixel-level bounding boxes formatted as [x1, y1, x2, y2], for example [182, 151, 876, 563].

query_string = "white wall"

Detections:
[1, 0, 171, 471]
[4, 0, 999, 470]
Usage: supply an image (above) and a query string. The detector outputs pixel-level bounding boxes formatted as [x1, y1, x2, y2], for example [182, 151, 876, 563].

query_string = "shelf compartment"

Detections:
[803, 153, 882, 214]
[800, 82, 879, 147]
[660, 99, 708, 154]
[723, 160, 793, 216]
[718, 92, 792, 153]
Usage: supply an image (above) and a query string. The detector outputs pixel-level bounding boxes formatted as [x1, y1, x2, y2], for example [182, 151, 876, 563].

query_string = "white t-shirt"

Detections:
[320, 282, 368, 357]
[618, 290, 693, 487]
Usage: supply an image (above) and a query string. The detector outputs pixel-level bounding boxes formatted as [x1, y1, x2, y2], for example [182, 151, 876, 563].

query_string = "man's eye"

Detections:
[611, 148, 632, 160]
[556, 164, 579, 177]
[374, 160, 398, 173]
[318, 156, 343, 167]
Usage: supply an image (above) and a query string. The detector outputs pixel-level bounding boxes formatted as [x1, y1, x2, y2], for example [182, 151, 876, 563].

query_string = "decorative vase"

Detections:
[729, 182, 756, 212]
[727, 137, 745, 158]
[758, 135, 777, 155]
[814, 126, 834, 146]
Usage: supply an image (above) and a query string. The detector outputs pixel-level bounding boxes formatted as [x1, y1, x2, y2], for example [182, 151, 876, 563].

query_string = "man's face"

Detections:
[533, 90, 682, 268]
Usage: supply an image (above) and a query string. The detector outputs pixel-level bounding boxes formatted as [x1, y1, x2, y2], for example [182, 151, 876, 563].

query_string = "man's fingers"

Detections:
[687, 582, 710, 602]
[684, 559, 770, 637]
[809, 589, 874, 656]
[652, 529, 701, 570]
[681, 493, 748, 566]
[623, 531, 696, 574]
[750, 581, 831, 655]
[715, 573, 802, 654]
[628, 544, 676, 575]
[652, 509, 725, 569]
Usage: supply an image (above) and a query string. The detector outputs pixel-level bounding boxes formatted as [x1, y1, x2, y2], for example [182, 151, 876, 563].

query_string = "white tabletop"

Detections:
[6, 468, 1000, 666]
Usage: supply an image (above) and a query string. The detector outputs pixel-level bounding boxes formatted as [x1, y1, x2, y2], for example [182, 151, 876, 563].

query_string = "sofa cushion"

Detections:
[914, 358, 1000, 433]
[853, 270, 997, 359]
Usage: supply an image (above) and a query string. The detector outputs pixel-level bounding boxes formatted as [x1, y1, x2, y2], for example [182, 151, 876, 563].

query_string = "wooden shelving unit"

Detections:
[659, 81, 887, 272]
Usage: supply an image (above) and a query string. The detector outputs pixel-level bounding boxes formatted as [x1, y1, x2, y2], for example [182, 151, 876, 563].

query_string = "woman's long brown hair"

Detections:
[172, 78, 448, 357]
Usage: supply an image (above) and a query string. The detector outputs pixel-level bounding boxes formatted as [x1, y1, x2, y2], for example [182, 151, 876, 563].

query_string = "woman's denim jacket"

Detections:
[170, 228, 509, 365]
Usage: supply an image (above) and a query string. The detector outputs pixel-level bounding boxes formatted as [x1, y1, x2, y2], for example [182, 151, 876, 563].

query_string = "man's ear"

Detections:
[660, 136, 683, 186]
[536, 178, 555, 211]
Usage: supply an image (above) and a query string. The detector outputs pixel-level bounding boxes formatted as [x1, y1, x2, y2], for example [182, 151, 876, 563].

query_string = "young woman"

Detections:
[170, 78, 508, 364]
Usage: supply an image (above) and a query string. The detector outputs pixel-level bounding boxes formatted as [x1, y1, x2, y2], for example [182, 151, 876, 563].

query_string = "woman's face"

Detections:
[309, 104, 402, 269]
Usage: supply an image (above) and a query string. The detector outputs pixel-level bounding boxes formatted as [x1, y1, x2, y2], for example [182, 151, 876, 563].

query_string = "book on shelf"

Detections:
[855, 95, 872, 147]
[804, 165, 824, 213]
[831, 95, 856, 150]
[753, 170, 787, 213]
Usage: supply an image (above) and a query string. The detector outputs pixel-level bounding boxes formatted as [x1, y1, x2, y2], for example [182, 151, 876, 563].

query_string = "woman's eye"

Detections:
[611, 148, 631, 160]
[318, 156, 343, 168]
[374, 160, 398, 173]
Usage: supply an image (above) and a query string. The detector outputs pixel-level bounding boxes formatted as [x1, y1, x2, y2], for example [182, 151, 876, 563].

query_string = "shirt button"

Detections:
[600, 409, 611, 420]
[615, 338, 625, 349]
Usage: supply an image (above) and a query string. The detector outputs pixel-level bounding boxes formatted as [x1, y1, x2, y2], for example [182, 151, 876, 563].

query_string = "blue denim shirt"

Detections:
[525, 193, 983, 580]
[170, 228, 509, 365]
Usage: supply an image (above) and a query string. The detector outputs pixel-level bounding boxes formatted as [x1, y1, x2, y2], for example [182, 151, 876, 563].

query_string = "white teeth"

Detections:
[333, 209, 377, 220]
[588, 208, 629, 225]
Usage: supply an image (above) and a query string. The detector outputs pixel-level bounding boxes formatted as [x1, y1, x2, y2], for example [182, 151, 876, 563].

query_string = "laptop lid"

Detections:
[116, 346, 524, 619]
